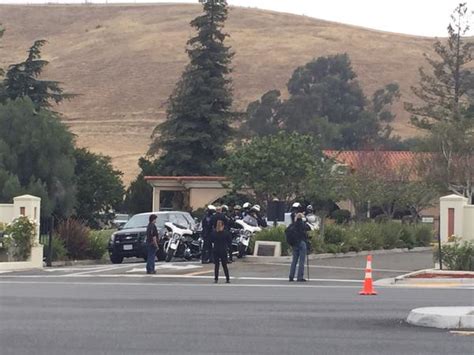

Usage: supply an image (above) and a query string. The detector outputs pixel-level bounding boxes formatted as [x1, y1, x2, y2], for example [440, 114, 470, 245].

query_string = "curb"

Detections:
[394, 268, 474, 284]
[407, 307, 474, 329]
[245, 246, 432, 263]
[46, 259, 109, 267]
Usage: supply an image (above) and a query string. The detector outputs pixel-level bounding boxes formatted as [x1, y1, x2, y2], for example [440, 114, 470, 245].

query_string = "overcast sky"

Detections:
[1, 0, 473, 37]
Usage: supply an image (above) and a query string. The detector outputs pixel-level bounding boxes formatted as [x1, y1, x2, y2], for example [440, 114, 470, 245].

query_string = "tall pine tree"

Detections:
[3, 40, 73, 109]
[405, 3, 474, 201]
[148, 0, 234, 175]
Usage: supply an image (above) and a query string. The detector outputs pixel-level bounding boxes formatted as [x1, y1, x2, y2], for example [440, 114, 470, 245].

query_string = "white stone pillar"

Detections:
[13, 194, 41, 243]
[439, 194, 468, 243]
[152, 187, 160, 212]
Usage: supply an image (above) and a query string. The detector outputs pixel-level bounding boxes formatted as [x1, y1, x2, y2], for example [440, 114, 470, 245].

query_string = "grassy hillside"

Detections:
[0, 4, 442, 183]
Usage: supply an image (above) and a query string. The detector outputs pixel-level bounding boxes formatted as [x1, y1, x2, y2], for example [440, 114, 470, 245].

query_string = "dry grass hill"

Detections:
[0, 4, 443, 183]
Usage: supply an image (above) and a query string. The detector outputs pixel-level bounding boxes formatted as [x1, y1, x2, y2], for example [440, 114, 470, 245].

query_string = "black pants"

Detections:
[213, 251, 229, 281]
[202, 237, 213, 263]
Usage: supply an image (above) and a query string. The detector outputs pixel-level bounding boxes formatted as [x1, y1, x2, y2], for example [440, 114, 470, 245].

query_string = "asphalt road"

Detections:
[0, 251, 472, 355]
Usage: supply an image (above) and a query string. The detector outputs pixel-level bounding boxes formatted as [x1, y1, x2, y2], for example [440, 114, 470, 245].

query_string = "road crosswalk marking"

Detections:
[126, 264, 202, 273]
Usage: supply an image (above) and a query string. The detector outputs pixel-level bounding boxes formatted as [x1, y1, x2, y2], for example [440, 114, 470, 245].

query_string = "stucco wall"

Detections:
[463, 205, 474, 242]
[439, 194, 473, 243]
[0, 204, 14, 224]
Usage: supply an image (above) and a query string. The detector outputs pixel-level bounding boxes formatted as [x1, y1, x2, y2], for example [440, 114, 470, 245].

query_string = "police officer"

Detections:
[252, 205, 268, 228]
[232, 205, 243, 220]
[290, 202, 302, 223]
[242, 202, 252, 218]
[201, 205, 216, 264]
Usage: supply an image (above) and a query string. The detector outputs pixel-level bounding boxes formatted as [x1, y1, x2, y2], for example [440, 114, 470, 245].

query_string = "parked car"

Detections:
[113, 213, 130, 229]
[108, 211, 196, 264]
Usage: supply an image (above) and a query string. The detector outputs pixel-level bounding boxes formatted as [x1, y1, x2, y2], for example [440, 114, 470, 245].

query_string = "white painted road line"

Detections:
[126, 264, 202, 273]
[0, 273, 361, 282]
[63, 264, 136, 276]
[262, 262, 410, 273]
[0, 280, 361, 289]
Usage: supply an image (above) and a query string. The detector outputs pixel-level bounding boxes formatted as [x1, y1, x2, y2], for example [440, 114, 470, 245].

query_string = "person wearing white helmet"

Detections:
[252, 204, 268, 228]
[290, 202, 302, 223]
[242, 202, 251, 218]
[201, 204, 216, 264]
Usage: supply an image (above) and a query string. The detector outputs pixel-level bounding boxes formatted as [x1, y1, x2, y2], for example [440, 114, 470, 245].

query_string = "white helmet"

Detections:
[243, 202, 251, 209]
[251, 204, 261, 212]
[292, 202, 301, 209]
[207, 204, 216, 211]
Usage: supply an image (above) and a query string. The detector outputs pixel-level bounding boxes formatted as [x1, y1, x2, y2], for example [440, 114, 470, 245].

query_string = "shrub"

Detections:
[309, 230, 326, 253]
[56, 218, 91, 260]
[413, 225, 434, 247]
[434, 240, 474, 271]
[380, 222, 403, 249]
[324, 224, 347, 244]
[353, 223, 384, 251]
[399, 227, 415, 249]
[374, 214, 390, 224]
[87, 230, 113, 260]
[5, 216, 36, 261]
[42, 236, 68, 261]
[331, 209, 351, 224]
[252, 226, 290, 256]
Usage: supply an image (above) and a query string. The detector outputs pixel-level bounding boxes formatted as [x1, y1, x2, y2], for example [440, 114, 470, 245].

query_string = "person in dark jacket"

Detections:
[201, 205, 216, 264]
[232, 205, 243, 220]
[146, 214, 159, 274]
[288, 213, 309, 282]
[211, 219, 232, 283]
[252, 205, 268, 228]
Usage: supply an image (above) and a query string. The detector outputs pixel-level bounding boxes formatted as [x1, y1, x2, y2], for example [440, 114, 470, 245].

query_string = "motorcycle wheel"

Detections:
[165, 249, 174, 262]
[237, 245, 247, 259]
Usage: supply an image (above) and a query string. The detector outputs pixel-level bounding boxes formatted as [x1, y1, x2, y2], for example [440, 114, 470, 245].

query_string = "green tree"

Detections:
[220, 132, 329, 203]
[148, 0, 234, 175]
[244, 54, 400, 150]
[123, 158, 159, 214]
[74, 148, 125, 228]
[0, 98, 76, 215]
[405, 3, 474, 201]
[243, 90, 283, 137]
[3, 40, 73, 109]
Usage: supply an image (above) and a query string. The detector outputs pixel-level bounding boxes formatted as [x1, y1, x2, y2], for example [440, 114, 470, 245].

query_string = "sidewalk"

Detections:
[375, 268, 474, 289]
[407, 307, 474, 330]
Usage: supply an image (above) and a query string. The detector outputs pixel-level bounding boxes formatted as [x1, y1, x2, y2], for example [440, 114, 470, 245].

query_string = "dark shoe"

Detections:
[147, 271, 156, 275]
[297, 279, 307, 282]
[289, 278, 294, 282]
[226, 279, 230, 284]
[214, 279, 218, 284]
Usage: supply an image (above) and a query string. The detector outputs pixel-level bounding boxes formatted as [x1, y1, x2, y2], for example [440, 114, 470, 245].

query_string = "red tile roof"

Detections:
[323, 150, 425, 171]
[144, 176, 228, 181]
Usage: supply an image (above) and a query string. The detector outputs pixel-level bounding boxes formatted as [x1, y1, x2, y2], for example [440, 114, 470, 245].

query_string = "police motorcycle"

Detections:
[163, 222, 202, 262]
[231, 210, 262, 258]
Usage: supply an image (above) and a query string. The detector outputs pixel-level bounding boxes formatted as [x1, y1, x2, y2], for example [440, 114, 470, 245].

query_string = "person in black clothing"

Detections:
[211, 220, 232, 283]
[288, 213, 309, 282]
[232, 205, 243, 220]
[146, 214, 159, 274]
[201, 205, 216, 264]
[252, 205, 268, 228]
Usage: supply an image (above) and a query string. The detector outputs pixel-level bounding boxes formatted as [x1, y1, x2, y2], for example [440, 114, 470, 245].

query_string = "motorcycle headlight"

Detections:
[172, 233, 181, 239]
[244, 230, 252, 237]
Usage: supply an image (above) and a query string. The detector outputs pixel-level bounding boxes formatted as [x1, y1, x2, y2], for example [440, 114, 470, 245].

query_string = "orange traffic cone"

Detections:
[359, 255, 377, 295]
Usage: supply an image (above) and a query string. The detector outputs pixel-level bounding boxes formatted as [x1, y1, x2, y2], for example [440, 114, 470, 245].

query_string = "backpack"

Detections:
[285, 224, 298, 247]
